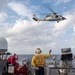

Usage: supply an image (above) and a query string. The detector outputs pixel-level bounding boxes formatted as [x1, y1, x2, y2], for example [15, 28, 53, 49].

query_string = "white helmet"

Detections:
[35, 48, 42, 54]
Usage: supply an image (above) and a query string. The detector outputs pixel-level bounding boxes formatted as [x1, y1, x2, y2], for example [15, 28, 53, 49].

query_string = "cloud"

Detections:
[42, 0, 71, 5]
[7, 19, 31, 34]
[0, 12, 7, 22]
[42, 0, 51, 3]
[0, 0, 75, 54]
[8, 1, 33, 20]
[0, 0, 7, 8]
[55, 0, 71, 5]
[1, 8, 75, 54]
[54, 9, 75, 31]
[2, 19, 48, 54]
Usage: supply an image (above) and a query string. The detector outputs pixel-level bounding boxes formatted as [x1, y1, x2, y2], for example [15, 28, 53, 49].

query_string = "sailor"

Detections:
[7, 53, 18, 67]
[32, 48, 52, 75]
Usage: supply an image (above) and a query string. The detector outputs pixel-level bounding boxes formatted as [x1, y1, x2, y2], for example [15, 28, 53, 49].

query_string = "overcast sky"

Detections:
[0, 0, 75, 54]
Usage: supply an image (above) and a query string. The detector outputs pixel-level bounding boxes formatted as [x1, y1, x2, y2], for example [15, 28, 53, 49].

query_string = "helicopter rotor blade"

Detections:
[39, 12, 52, 15]
[42, 3, 56, 14]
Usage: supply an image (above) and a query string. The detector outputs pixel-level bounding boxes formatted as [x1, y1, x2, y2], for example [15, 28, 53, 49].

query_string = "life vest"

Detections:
[34, 54, 45, 66]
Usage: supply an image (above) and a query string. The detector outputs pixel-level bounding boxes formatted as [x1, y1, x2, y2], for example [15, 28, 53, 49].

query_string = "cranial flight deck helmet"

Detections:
[35, 48, 42, 54]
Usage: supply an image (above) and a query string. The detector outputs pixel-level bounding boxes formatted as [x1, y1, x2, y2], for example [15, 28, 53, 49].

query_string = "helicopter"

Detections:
[33, 7, 66, 23]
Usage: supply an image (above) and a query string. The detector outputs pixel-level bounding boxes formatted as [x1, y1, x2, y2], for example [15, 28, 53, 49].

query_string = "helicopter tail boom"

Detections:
[33, 14, 45, 21]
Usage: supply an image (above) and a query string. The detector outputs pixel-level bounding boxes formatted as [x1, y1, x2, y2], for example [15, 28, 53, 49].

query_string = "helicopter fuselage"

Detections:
[33, 13, 66, 23]
[44, 14, 65, 21]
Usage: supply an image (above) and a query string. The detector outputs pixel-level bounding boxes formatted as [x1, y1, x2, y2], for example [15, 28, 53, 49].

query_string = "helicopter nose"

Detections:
[62, 17, 66, 20]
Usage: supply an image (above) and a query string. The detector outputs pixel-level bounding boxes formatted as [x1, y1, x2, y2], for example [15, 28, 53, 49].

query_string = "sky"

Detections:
[0, 0, 75, 54]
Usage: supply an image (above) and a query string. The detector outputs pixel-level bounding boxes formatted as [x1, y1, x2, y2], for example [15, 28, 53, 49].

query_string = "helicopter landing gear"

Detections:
[57, 21, 59, 23]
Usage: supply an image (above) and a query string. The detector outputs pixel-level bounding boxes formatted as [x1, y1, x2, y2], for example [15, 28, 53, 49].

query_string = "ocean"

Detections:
[17, 54, 75, 66]
[17, 54, 61, 65]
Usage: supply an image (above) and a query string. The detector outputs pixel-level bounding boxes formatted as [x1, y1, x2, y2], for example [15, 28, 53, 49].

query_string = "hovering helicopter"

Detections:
[33, 6, 66, 23]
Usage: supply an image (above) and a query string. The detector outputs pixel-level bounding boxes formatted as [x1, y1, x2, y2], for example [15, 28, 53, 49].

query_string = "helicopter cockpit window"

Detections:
[55, 15, 58, 18]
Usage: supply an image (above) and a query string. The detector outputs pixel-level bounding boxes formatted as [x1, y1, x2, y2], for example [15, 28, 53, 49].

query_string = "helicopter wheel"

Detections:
[57, 21, 59, 23]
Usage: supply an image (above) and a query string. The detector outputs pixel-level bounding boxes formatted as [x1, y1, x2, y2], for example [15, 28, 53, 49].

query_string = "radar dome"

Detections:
[0, 37, 8, 54]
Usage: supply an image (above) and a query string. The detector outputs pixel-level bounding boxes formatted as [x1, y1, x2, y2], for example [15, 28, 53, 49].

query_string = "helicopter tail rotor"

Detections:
[33, 14, 38, 21]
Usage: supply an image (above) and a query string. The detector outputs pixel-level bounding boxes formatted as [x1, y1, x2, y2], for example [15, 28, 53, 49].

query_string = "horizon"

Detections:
[0, 0, 75, 54]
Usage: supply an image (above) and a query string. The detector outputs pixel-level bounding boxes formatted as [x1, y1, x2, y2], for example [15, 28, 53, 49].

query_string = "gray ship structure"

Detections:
[0, 37, 75, 75]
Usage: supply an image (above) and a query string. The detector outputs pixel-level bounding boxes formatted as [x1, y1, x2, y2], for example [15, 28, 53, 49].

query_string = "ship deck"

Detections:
[6, 66, 75, 75]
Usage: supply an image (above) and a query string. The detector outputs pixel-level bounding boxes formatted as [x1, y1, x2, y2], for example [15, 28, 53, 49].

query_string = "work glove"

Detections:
[49, 49, 52, 54]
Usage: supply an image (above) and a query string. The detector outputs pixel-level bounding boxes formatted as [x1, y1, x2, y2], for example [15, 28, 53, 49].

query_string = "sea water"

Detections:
[17, 54, 75, 66]
[17, 54, 61, 65]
